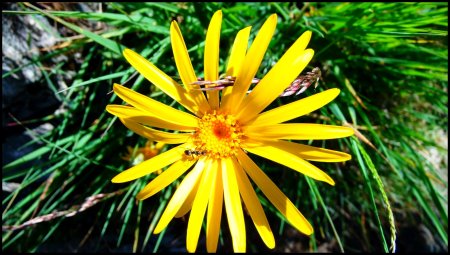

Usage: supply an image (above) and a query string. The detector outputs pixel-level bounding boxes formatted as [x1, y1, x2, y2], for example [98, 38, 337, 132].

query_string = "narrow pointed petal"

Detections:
[250, 88, 341, 126]
[174, 176, 200, 218]
[120, 118, 191, 144]
[235, 30, 311, 122]
[112, 144, 185, 183]
[204, 10, 222, 109]
[206, 160, 223, 252]
[222, 158, 246, 252]
[113, 84, 199, 128]
[187, 159, 214, 253]
[122, 49, 200, 115]
[221, 26, 252, 108]
[225, 26, 252, 77]
[136, 159, 196, 200]
[234, 157, 275, 249]
[245, 123, 355, 140]
[236, 149, 314, 235]
[242, 139, 335, 185]
[170, 21, 197, 86]
[170, 21, 210, 113]
[221, 14, 278, 113]
[154, 159, 205, 234]
[254, 139, 351, 162]
[237, 47, 314, 124]
[107, 105, 196, 132]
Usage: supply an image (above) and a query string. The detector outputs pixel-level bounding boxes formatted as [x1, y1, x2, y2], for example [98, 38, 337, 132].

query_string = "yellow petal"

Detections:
[206, 160, 223, 252]
[225, 26, 252, 77]
[222, 158, 246, 252]
[106, 104, 196, 132]
[235, 31, 311, 123]
[120, 118, 191, 144]
[111, 144, 185, 183]
[186, 158, 214, 253]
[122, 48, 200, 115]
[234, 157, 275, 249]
[204, 10, 222, 109]
[170, 21, 210, 113]
[154, 141, 165, 150]
[242, 139, 335, 185]
[174, 176, 200, 218]
[257, 139, 351, 162]
[136, 159, 196, 200]
[221, 14, 277, 113]
[250, 88, 341, 126]
[236, 149, 313, 235]
[245, 123, 355, 140]
[113, 84, 199, 128]
[154, 158, 205, 234]
[221, 26, 252, 108]
[237, 48, 315, 124]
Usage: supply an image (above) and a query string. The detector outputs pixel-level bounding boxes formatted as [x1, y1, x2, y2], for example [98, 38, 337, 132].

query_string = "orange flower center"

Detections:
[190, 111, 244, 159]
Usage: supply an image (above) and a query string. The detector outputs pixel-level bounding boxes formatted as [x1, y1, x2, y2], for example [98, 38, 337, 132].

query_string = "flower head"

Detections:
[107, 10, 354, 252]
[122, 140, 165, 167]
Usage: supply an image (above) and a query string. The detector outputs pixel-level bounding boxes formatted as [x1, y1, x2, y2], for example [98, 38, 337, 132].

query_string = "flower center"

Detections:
[191, 111, 244, 159]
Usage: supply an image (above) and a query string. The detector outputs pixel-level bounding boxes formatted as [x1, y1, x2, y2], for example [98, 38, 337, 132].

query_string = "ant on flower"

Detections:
[183, 148, 207, 160]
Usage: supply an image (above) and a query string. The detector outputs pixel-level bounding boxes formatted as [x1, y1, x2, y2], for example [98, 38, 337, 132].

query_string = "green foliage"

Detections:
[2, 2, 447, 252]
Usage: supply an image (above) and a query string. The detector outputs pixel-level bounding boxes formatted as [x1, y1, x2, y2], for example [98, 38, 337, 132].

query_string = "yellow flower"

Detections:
[106, 10, 354, 252]
[122, 141, 165, 167]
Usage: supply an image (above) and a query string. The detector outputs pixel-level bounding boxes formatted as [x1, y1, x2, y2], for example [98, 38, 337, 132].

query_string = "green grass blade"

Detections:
[23, 3, 125, 55]
[351, 139, 389, 252]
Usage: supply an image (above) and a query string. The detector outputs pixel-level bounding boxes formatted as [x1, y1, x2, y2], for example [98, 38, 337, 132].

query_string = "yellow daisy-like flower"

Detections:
[107, 10, 354, 252]
[122, 140, 165, 167]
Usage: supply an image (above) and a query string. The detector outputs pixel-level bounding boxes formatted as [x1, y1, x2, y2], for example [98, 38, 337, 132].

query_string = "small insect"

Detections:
[184, 148, 207, 159]
[280, 67, 322, 97]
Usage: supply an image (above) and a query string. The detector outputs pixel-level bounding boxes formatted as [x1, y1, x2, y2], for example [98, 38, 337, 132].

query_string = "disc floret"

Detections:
[191, 111, 244, 159]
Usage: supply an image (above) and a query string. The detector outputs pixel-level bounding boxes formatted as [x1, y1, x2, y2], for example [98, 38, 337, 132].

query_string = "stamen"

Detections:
[191, 111, 244, 159]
